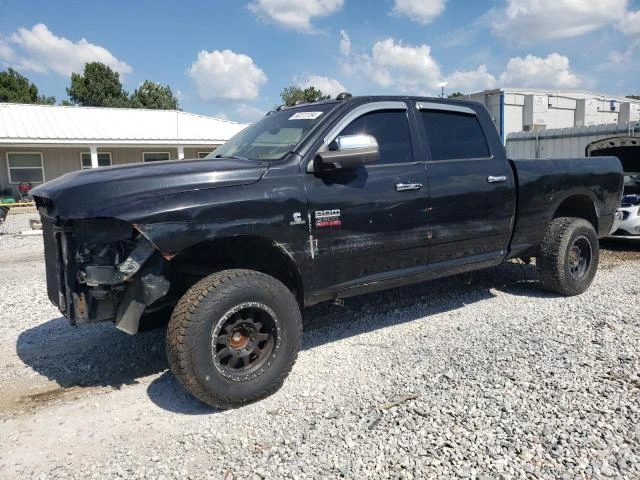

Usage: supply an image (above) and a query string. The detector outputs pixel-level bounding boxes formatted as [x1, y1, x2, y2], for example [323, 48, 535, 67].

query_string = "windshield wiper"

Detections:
[214, 154, 249, 160]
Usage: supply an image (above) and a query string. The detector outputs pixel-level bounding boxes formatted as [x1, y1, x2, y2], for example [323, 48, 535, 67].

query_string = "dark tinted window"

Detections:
[420, 110, 490, 160]
[339, 110, 413, 164]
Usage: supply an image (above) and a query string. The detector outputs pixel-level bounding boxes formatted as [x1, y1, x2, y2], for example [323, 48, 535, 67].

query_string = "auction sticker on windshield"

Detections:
[289, 112, 323, 120]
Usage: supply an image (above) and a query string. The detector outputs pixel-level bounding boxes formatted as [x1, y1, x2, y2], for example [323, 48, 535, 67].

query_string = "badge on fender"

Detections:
[290, 212, 306, 225]
[315, 209, 341, 228]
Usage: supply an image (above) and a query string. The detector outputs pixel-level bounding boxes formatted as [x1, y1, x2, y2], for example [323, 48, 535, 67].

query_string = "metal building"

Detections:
[506, 122, 638, 160]
[468, 88, 640, 141]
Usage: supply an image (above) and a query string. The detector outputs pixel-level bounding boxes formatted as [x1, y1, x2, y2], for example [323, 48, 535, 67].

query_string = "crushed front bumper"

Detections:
[41, 215, 170, 333]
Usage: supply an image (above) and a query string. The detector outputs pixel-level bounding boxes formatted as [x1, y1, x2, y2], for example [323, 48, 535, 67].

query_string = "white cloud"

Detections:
[492, 0, 628, 41]
[499, 53, 581, 88]
[349, 38, 441, 94]
[214, 104, 265, 122]
[392, 0, 446, 25]
[597, 39, 640, 73]
[248, 0, 343, 32]
[187, 49, 267, 102]
[445, 65, 497, 92]
[4, 23, 131, 76]
[235, 103, 266, 121]
[213, 111, 230, 121]
[0, 38, 15, 62]
[619, 10, 640, 36]
[339, 29, 351, 56]
[341, 34, 586, 95]
[296, 74, 346, 97]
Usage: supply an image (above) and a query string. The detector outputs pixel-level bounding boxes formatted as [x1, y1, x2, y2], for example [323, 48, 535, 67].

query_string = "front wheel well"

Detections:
[553, 195, 598, 232]
[167, 236, 304, 305]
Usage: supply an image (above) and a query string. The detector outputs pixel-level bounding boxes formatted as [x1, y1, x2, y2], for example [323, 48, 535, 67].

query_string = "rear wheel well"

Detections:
[167, 236, 304, 305]
[553, 195, 598, 232]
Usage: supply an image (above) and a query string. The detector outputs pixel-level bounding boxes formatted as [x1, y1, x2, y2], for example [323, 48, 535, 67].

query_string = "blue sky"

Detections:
[1, 0, 639, 122]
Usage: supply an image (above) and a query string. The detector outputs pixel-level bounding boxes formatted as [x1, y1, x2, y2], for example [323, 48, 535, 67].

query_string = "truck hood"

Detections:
[31, 157, 268, 218]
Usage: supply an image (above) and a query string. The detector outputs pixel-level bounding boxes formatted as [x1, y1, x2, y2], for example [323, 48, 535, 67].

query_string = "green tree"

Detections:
[280, 86, 330, 106]
[0, 68, 55, 104]
[626, 95, 640, 100]
[66, 62, 129, 107]
[130, 80, 179, 109]
[447, 92, 465, 98]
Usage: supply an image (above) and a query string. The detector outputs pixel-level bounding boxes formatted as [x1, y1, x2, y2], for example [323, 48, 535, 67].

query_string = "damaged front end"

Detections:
[41, 216, 170, 334]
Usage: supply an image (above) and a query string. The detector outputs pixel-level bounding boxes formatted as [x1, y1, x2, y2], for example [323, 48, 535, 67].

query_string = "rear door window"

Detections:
[419, 109, 490, 160]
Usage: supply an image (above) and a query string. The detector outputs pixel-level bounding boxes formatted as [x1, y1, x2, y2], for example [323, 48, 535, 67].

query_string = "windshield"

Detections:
[208, 103, 336, 161]
[624, 174, 640, 194]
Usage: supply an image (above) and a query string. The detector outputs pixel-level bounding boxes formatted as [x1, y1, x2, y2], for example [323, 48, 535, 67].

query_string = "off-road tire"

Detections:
[537, 217, 599, 296]
[166, 269, 302, 409]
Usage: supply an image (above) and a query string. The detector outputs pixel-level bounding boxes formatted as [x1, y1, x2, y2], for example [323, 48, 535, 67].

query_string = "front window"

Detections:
[81, 152, 112, 169]
[143, 152, 171, 162]
[210, 103, 337, 161]
[7, 152, 45, 183]
[337, 110, 413, 164]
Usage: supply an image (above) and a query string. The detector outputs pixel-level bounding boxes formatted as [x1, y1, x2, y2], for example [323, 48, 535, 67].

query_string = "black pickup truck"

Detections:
[32, 96, 623, 408]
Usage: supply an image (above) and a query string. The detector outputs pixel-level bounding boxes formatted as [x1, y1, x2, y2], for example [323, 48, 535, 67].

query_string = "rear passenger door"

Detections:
[415, 102, 516, 264]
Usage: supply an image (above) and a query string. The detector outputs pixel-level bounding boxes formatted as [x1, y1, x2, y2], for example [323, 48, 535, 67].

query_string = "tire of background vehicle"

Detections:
[536, 217, 599, 296]
[166, 269, 302, 409]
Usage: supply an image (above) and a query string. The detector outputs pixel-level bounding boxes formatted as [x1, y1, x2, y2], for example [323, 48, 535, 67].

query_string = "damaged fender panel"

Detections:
[115, 255, 171, 335]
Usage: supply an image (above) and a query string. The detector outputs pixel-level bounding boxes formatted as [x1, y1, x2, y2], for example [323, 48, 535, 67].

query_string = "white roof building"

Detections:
[0, 103, 247, 146]
[0, 103, 248, 195]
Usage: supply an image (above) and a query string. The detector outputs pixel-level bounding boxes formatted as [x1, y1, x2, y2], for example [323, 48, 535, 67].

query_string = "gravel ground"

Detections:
[0, 211, 43, 249]
[0, 212, 639, 479]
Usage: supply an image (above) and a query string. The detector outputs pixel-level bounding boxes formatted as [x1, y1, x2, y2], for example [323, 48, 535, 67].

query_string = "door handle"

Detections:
[487, 175, 507, 183]
[395, 182, 423, 192]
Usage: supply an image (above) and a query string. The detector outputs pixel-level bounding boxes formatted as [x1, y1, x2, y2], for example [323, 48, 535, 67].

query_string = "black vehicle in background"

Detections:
[32, 95, 623, 408]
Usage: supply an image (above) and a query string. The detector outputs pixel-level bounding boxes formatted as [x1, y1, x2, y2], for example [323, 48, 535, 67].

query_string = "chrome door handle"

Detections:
[395, 182, 423, 192]
[487, 175, 507, 183]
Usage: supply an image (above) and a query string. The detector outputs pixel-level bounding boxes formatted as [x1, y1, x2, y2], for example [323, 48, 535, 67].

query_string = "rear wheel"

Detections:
[537, 217, 599, 296]
[166, 269, 302, 408]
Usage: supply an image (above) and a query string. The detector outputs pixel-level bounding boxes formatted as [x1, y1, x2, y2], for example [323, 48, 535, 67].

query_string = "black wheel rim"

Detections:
[568, 235, 592, 280]
[211, 302, 281, 382]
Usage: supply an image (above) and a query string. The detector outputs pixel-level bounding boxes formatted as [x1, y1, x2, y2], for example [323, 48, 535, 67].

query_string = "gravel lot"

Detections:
[1, 212, 639, 479]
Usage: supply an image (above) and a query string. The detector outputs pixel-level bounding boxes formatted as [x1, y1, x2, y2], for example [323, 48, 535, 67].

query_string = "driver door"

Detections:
[303, 101, 429, 294]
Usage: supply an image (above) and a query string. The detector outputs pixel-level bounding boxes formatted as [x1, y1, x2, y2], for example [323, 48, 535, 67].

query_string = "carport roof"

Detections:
[0, 103, 249, 145]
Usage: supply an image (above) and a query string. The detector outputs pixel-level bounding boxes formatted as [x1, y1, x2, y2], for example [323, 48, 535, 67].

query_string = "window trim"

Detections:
[80, 151, 112, 169]
[6, 151, 45, 184]
[323, 101, 408, 146]
[197, 151, 212, 159]
[416, 101, 477, 116]
[142, 151, 171, 163]
[307, 102, 413, 172]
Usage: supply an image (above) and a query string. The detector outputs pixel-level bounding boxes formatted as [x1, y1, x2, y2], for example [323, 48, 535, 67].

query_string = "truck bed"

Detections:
[508, 156, 623, 258]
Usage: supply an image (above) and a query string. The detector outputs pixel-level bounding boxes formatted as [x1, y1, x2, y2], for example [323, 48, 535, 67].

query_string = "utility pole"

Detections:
[438, 81, 448, 98]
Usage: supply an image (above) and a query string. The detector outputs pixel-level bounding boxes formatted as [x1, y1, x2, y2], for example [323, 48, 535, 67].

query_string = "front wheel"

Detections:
[536, 217, 599, 296]
[166, 269, 302, 408]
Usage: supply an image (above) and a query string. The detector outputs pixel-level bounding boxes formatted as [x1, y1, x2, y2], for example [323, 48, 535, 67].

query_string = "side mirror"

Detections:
[318, 134, 379, 169]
